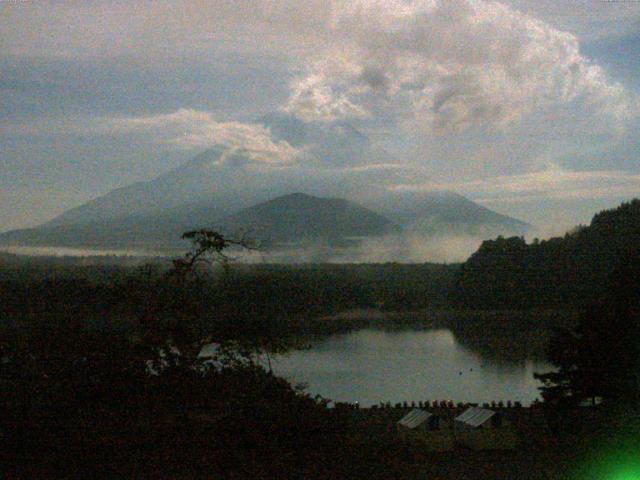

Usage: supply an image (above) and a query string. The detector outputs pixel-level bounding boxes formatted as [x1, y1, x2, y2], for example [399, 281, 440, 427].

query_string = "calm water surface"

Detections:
[268, 329, 550, 407]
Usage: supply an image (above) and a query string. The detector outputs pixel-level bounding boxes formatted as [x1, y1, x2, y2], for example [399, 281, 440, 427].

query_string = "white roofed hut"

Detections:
[396, 409, 452, 451]
[455, 407, 497, 429]
[397, 409, 434, 430]
[454, 407, 517, 450]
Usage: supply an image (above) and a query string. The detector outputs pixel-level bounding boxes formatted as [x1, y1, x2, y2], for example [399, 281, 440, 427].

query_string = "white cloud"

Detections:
[392, 162, 640, 201]
[283, 0, 635, 132]
[0, 109, 302, 166]
[2, 0, 639, 233]
[2, 0, 636, 134]
[283, 73, 369, 123]
[104, 109, 301, 165]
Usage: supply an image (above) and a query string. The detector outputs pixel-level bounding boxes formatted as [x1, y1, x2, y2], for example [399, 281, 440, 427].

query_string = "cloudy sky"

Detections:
[1, 0, 639, 232]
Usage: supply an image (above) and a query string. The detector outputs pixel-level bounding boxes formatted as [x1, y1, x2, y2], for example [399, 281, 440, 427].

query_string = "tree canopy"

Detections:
[453, 199, 640, 308]
[535, 251, 640, 407]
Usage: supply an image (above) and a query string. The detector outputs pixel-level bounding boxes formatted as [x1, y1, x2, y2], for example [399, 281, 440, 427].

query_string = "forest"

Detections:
[453, 199, 640, 308]
[1, 200, 640, 478]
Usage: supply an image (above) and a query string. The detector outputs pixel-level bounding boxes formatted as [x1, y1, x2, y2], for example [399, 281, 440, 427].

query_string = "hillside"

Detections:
[0, 107, 530, 255]
[452, 199, 640, 308]
[42, 113, 394, 229]
[43, 147, 257, 228]
[0, 108, 531, 255]
[0, 200, 230, 250]
[372, 190, 529, 236]
[218, 193, 398, 247]
[0, 189, 528, 255]
[0, 193, 398, 251]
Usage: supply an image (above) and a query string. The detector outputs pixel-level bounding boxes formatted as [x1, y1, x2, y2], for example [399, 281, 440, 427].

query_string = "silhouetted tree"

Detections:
[136, 229, 257, 373]
[535, 249, 640, 407]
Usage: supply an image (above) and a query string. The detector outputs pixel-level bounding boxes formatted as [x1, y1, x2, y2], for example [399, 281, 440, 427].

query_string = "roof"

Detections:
[397, 409, 433, 429]
[455, 407, 496, 427]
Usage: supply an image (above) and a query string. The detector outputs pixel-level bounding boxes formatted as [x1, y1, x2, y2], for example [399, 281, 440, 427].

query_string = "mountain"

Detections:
[0, 186, 528, 254]
[44, 113, 394, 229]
[0, 188, 527, 257]
[259, 112, 388, 168]
[0, 202, 225, 250]
[0, 111, 530, 256]
[0, 193, 397, 251]
[44, 147, 257, 228]
[371, 190, 530, 236]
[218, 193, 398, 247]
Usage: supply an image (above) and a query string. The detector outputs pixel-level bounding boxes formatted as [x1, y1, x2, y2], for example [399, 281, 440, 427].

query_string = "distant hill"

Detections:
[218, 193, 398, 247]
[43, 113, 395, 229]
[452, 199, 640, 308]
[0, 193, 398, 250]
[0, 110, 530, 255]
[0, 188, 529, 254]
[43, 146, 256, 228]
[0, 206, 216, 250]
[371, 190, 529, 237]
[0, 185, 530, 259]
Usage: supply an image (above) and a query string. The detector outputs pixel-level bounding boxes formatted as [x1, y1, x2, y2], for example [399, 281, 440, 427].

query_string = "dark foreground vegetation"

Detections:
[0, 233, 349, 478]
[1, 199, 640, 478]
[0, 256, 456, 343]
[0, 231, 462, 478]
[0, 253, 571, 363]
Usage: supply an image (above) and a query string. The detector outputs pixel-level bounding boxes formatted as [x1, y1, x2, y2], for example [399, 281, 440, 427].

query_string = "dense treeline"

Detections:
[2, 233, 449, 479]
[535, 256, 640, 408]
[0, 261, 457, 333]
[453, 199, 640, 308]
[5, 199, 639, 316]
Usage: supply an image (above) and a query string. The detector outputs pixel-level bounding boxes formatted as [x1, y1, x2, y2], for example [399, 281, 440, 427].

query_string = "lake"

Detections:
[266, 328, 551, 407]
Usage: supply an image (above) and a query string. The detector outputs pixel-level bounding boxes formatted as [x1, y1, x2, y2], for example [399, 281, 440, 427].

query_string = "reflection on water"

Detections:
[269, 329, 550, 407]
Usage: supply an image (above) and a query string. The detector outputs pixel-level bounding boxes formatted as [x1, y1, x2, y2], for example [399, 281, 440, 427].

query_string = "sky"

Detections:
[1, 0, 639, 233]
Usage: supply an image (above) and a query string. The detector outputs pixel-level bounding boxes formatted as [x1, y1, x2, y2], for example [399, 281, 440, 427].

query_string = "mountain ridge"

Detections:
[217, 192, 399, 247]
[0, 189, 529, 252]
[0, 112, 531, 256]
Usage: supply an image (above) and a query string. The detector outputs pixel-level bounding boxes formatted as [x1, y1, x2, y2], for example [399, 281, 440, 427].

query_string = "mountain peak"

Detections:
[219, 193, 397, 246]
[277, 192, 316, 200]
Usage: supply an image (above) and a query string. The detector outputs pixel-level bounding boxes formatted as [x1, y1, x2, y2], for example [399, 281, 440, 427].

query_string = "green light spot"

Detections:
[608, 470, 640, 480]
[577, 448, 640, 480]
[603, 459, 640, 480]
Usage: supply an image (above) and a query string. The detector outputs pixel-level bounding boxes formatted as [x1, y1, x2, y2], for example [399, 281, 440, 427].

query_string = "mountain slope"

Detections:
[0, 193, 398, 250]
[0, 109, 530, 253]
[372, 190, 530, 236]
[43, 112, 403, 229]
[259, 112, 387, 168]
[43, 114, 390, 228]
[44, 147, 252, 228]
[0, 188, 530, 252]
[0, 204, 222, 250]
[218, 193, 398, 247]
